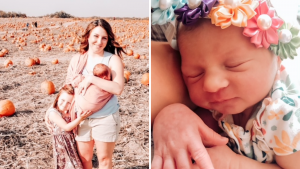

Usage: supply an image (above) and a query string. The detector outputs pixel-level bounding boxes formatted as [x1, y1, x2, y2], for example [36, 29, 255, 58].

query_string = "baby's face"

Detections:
[178, 20, 280, 115]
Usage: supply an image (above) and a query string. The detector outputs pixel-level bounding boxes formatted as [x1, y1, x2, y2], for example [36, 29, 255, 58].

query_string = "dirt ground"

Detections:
[0, 18, 149, 169]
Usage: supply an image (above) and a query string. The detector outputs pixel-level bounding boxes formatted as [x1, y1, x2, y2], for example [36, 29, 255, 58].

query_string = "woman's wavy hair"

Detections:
[80, 19, 126, 59]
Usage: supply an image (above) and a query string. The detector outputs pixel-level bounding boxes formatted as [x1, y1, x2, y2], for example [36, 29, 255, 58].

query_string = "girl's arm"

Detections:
[78, 55, 124, 95]
[48, 110, 92, 132]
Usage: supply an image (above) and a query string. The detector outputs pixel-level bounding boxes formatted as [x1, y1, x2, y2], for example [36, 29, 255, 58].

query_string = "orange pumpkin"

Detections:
[141, 73, 149, 85]
[25, 58, 35, 67]
[1, 48, 8, 54]
[0, 100, 15, 117]
[52, 59, 59, 64]
[41, 80, 55, 95]
[126, 49, 133, 56]
[134, 54, 140, 59]
[0, 52, 5, 57]
[124, 70, 131, 77]
[28, 71, 36, 75]
[124, 73, 130, 83]
[140, 55, 147, 59]
[4, 59, 13, 68]
[33, 57, 40, 65]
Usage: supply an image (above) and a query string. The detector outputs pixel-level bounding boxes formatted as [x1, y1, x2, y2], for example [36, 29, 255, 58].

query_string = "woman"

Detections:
[47, 19, 125, 169]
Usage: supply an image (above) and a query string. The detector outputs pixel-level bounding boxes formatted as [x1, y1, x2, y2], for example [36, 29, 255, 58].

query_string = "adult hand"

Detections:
[152, 103, 228, 169]
[78, 75, 93, 95]
[206, 145, 237, 169]
[44, 109, 53, 134]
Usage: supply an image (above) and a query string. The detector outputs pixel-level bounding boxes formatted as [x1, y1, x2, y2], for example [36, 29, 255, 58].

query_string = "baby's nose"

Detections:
[202, 70, 229, 93]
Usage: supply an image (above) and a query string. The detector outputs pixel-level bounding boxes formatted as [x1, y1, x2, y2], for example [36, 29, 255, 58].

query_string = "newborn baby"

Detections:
[73, 63, 113, 113]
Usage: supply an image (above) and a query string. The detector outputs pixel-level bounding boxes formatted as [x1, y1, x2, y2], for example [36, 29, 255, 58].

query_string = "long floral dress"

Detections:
[47, 108, 83, 169]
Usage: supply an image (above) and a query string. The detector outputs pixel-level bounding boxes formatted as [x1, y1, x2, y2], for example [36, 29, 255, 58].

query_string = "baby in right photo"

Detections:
[151, 0, 300, 169]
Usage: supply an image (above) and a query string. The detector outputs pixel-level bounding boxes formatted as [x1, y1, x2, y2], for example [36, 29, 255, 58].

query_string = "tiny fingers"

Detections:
[163, 156, 176, 169]
[151, 154, 163, 169]
[175, 149, 194, 169]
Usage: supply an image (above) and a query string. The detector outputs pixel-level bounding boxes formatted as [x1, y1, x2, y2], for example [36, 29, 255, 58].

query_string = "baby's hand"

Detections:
[78, 110, 93, 120]
[152, 103, 228, 169]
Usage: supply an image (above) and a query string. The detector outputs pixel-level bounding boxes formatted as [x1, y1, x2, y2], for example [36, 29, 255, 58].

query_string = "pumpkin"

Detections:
[33, 57, 40, 65]
[52, 59, 59, 64]
[134, 54, 140, 59]
[0, 100, 15, 117]
[140, 55, 147, 59]
[0, 52, 4, 57]
[25, 58, 35, 67]
[124, 70, 131, 77]
[126, 49, 133, 56]
[124, 73, 130, 83]
[41, 80, 55, 95]
[4, 59, 13, 68]
[28, 71, 36, 75]
[1, 48, 8, 54]
[141, 73, 149, 85]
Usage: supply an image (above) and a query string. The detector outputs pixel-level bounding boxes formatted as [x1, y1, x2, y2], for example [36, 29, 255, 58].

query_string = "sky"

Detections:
[0, 0, 149, 18]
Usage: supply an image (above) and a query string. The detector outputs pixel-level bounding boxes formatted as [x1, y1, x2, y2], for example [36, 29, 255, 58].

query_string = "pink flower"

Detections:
[243, 0, 283, 48]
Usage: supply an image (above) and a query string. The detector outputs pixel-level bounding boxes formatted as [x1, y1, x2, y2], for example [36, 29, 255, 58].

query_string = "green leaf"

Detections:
[295, 109, 300, 123]
[284, 75, 300, 95]
[281, 96, 295, 107]
[283, 110, 293, 121]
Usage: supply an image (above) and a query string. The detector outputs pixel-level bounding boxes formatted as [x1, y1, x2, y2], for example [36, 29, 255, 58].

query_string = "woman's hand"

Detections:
[152, 103, 228, 169]
[78, 75, 93, 95]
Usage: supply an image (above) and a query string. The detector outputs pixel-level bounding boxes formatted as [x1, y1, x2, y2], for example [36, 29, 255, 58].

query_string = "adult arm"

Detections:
[78, 54, 124, 95]
[151, 41, 196, 125]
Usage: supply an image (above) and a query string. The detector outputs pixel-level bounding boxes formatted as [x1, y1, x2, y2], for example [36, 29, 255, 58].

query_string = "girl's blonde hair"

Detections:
[52, 84, 74, 111]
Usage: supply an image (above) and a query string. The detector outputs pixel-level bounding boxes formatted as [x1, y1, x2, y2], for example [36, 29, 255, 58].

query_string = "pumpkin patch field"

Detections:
[0, 18, 149, 168]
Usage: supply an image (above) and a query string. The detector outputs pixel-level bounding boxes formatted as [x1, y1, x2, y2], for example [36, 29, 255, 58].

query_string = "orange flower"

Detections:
[268, 110, 284, 120]
[209, 0, 258, 29]
[273, 130, 300, 155]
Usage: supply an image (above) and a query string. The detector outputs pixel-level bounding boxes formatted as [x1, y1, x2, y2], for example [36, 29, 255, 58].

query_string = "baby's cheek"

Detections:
[189, 87, 207, 107]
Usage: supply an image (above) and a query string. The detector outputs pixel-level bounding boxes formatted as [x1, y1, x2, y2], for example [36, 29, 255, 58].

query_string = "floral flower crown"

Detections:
[152, 0, 300, 60]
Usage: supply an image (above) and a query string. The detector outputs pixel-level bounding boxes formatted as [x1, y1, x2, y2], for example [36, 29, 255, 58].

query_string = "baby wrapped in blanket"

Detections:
[72, 63, 113, 113]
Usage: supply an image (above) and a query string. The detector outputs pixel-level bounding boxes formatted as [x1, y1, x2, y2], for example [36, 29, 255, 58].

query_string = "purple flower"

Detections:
[174, 0, 219, 25]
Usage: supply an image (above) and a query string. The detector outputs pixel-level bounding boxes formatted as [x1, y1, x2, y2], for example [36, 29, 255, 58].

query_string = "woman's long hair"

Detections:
[80, 19, 126, 59]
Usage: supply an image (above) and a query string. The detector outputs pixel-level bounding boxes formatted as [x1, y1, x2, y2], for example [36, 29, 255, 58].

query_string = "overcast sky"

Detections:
[0, 0, 149, 18]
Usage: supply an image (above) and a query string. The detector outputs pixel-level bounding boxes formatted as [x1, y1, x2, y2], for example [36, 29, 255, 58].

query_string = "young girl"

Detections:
[47, 84, 92, 169]
[152, 0, 300, 169]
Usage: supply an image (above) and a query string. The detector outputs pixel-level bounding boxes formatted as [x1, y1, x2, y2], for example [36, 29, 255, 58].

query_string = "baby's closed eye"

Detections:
[225, 59, 252, 71]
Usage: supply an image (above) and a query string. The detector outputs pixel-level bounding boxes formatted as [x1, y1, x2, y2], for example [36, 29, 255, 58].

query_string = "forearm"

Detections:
[235, 154, 282, 169]
[91, 77, 123, 95]
[62, 118, 83, 131]
[151, 41, 196, 125]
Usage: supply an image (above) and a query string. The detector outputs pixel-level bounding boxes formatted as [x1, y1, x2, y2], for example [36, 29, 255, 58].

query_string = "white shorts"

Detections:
[75, 112, 120, 142]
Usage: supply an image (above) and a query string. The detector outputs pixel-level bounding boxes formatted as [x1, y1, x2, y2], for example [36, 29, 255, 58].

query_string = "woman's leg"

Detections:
[76, 140, 94, 169]
[95, 141, 115, 169]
